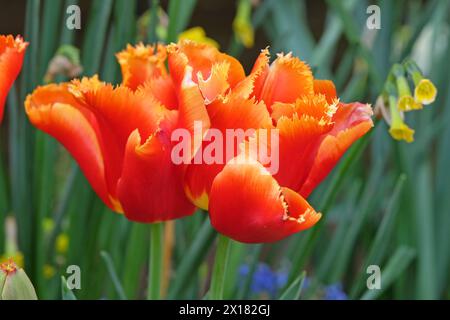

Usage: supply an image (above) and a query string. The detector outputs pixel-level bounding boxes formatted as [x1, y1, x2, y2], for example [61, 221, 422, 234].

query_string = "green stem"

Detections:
[148, 223, 163, 300]
[209, 234, 231, 300]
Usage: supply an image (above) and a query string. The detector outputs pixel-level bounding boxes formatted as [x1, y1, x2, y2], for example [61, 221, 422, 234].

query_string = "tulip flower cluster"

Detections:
[17, 39, 372, 243]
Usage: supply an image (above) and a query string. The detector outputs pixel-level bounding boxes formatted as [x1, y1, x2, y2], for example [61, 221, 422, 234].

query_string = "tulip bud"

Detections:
[0, 259, 38, 300]
[392, 64, 421, 111]
[178, 27, 220, 49]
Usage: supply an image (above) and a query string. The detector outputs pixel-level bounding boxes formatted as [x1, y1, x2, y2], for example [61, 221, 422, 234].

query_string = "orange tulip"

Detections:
[178, 47, 373, 243]
[25, 43, 210, 223]
[0, 35, 27, 123]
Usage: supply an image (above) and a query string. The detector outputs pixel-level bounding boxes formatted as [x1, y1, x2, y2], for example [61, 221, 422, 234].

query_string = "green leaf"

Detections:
[100, 251, 127, 300]
[166, 0, 198, 43]
[361, 247, 415, 300]
[82, 0, 113, 75]
[279, 271, 306, 300]
[350, 174, 407, 298]
[236, 244, 262, 299]
[148, 223, 163, 300]
[61, 277, 77, 300]
[39, 0, 64, 79]
[209, 234, 231, 300]
[168, 217, 216, 299]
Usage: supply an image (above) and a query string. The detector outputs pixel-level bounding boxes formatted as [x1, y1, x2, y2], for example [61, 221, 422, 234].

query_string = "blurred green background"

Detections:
[0, 0, 449, 300]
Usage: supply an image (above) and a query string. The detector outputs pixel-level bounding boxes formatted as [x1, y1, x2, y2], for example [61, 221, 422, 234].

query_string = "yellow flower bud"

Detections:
[389, 96, 414, 143]
[233, 0, 254, 48]
[43, 264, 56, 279]
[414, 79, 437, 105]
[404, 59, 437, 105]
[396, 74, 420, 111]
[1, 251, 24, 269]
[398, 95, 422, 111]
[56, 233, 69, 255]
[178, 27, 219, 49]
[389, 122, 415, 143]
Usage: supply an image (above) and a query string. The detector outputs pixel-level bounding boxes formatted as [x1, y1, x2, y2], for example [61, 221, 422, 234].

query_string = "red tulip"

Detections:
[0, 35, 27, 123]
[178, 47, 373, 243]
[25, 43, 210, 223]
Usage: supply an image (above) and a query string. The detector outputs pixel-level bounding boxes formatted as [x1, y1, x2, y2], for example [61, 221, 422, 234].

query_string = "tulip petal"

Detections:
[24, 84, 117, 211]
[271, 94, 335, 123]
[273, 96, 334, 191]
[184, 94, 272, 209]
[116, 43, 167, 91]
[253, 52, 314, 108]
[176, 67, 211, 158]
[69, 77, 169, 196]
[300, 102, 373, 197]
[168, 40, 245, 89]
[117, 129, 195, 222]
[140, 75, 178, 110]
[197, 61, 230, 104]
[0, 35, 27, 122]
[313, 79, 337, 104]
[209, 157, 320, 243]
[233, 48, 270, 99]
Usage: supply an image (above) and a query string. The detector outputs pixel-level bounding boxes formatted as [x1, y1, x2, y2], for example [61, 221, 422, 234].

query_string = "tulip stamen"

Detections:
[326, 98, 339, 118]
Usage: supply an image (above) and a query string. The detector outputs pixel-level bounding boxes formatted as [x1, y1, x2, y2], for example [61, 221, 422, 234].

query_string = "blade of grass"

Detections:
[59, 0, 80, 45]
[32, 132, 57, 297]
[236, 244, 262, 299]
[122, 223, 149, 299]
[0, 145, 7, 252]
[148, 223, 163, 300]
[61, 276, 77, 300]
[288, 127, 374, 283]
[168, 217, 216, 299]
[13, 0, 41, 272]
[39, 0, 63, 79]
[414, 162, 437, 299]
[360, 246, 416, 300]
[223, 240, 246, 299]
[101, 0, 137, 83]
[350, 174, 407, 298]
[315, 180, 361, 280]
[265, 0, 315, 59]
[328, 173, 386, 283]
[310, 0, 358, 78]
[81, 0, 113, 75]
[209, 234, 231, 300]
[147, 0, 160, 43]
[100, 251, 127, 300]
[279, 271, 306, 300]
[166, 0, 198, 43]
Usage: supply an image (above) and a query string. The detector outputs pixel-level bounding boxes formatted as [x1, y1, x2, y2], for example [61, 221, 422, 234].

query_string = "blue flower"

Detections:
[238, 263, 288, 298]
[324, 283, 348, 300]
